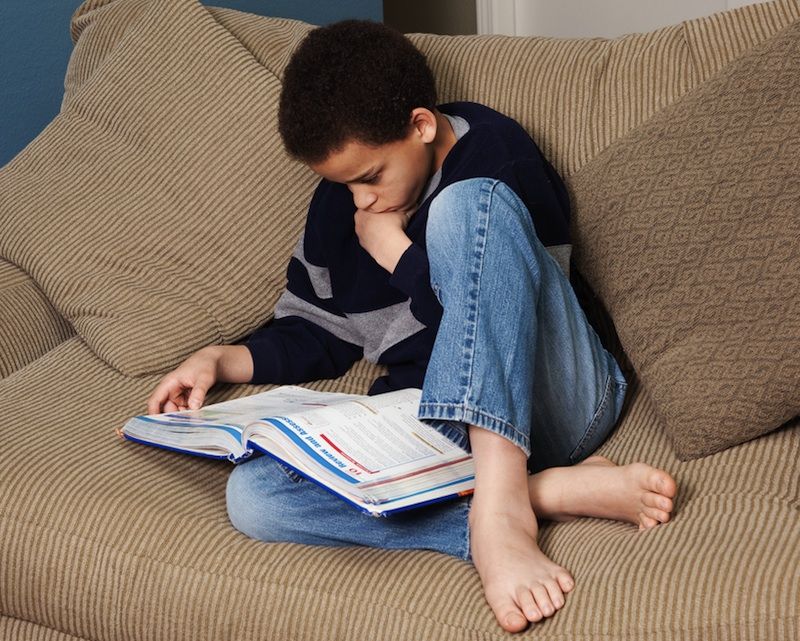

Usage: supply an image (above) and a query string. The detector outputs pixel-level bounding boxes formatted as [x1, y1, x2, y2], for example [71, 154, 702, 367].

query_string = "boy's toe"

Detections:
[518, 590, 542, 622]
[643, 506, 670, 523]
[504, 608, 531, 631]
[531, 585, 555, 617]
[656, 472, 678, 498]
[643, 492, 664, 508]
[490, 594, 531, 631]
[556, 571, 574, 593]
[639, 514, 660, 529]
[544, 580, 566, 610]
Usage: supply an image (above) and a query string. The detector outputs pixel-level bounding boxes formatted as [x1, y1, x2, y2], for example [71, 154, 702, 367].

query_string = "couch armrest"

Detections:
[0, 259, 74, 378]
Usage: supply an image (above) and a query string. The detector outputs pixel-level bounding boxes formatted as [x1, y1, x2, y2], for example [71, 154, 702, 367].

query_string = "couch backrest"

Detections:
[67, 0, 800, 178]
[0, 0, 796, 378]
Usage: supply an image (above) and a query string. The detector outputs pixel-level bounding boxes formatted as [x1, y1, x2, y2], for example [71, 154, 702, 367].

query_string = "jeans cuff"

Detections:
[418, 402, 531, 458]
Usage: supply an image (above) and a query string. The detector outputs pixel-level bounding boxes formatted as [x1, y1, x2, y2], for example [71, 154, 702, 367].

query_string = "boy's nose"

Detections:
[351, 186, 378, 211]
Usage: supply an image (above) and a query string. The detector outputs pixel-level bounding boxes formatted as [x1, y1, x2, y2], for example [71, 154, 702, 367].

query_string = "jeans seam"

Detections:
[461, 498, 473, 562]
[459, 180, 496, 408]
[568, 373, 614, 464]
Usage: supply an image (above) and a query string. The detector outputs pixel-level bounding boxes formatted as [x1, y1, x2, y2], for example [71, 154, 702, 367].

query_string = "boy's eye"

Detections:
[362, 174, 379, 185]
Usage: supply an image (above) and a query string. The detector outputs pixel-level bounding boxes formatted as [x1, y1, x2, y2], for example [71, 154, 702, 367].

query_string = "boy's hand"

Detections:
[147, 346, 223, 414]
[354, 208, 413, 273]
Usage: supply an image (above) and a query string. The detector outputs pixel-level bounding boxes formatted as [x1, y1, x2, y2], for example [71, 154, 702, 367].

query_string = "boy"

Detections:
[147, 20, 677, 633]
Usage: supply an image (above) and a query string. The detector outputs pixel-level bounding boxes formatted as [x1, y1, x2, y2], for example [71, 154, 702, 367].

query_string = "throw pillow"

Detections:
[568, 18, 800, 459]
[0, 0, 316, 376]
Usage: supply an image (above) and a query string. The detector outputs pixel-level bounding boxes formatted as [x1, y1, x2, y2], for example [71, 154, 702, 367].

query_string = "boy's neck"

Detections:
[430, 109, 458, 176]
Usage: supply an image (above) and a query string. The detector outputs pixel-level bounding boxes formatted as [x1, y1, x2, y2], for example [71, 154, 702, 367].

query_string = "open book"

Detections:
[119, 386, 474, 517]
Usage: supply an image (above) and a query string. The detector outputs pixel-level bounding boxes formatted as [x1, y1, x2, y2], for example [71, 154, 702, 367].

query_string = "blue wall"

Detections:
[0, 1, 382, 168]
[208, 1, 381, 27]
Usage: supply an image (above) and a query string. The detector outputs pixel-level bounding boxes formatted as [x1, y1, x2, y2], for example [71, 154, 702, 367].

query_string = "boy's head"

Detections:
[278, 20, 452, 215]
[278, 20, 437, 166]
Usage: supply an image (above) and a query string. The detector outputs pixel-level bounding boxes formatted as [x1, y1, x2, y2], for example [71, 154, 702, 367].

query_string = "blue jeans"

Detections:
[226, 177, 628, 561]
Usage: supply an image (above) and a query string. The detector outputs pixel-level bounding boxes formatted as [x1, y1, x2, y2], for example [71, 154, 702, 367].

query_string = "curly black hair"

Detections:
[278, 20, 438, 165]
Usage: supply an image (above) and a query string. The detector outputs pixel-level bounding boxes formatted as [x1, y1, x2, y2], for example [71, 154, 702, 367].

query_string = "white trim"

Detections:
[476, 0, 518, 35]
[476, 0, 493, 34]
[476, 0, 770, 38]
[726, 0, 770, 7]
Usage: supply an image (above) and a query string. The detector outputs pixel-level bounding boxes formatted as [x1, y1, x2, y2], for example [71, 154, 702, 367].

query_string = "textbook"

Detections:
[119, 386, 475, 517]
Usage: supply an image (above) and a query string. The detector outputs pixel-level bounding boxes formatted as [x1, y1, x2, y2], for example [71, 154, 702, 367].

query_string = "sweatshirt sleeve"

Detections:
[388, 241, 443, 328]
[245, 191, 364, 384]
[246, 314, 363, 385]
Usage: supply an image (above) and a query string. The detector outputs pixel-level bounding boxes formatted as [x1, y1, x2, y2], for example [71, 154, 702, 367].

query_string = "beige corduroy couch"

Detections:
[1, 0, 798, 640]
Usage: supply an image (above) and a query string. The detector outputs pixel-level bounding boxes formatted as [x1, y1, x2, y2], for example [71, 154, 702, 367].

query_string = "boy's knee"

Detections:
[427, 178, 497, 254]
[226, 463, 260, 538]
[433, 177, 497, 210]
[226, 459, 292, 542]
[426, 178, 538, 262]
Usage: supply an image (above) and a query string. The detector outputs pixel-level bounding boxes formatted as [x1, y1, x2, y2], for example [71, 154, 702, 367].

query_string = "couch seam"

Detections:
[680, 19, 702, 90]
[0, 612, 93, 641]
[204, 5, 283, 83]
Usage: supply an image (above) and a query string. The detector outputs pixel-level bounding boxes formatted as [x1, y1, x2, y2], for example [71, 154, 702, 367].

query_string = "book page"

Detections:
[246, 388, 467, 485]
[120, 386, 363, 461]
[126, 386, 362, 431]
[177, 386, 364, 423]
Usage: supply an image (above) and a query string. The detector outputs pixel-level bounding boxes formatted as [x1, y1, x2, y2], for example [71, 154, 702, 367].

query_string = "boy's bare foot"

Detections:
[469, 455, 678, 632]
[469, 499, 575, 633]
[529, 455, 678, 530]
[466, 425, 579, 633]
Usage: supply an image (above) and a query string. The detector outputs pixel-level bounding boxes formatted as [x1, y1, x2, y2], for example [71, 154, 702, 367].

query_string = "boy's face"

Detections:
[309, 109, 439, 215]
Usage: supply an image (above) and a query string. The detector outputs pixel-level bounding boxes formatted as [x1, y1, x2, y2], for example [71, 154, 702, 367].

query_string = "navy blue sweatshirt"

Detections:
[246, 102, 572, 395]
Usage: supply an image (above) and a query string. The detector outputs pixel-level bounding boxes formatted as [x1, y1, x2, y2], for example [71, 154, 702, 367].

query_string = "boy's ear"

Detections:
[410, 107, 438, 144]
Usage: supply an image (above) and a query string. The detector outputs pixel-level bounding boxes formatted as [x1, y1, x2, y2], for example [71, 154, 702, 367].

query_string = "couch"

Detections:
[1, 0, 798, 639]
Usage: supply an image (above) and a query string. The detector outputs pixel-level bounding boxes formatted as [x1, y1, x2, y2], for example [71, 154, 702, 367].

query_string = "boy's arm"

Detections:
[245, 178, 369, 385]
[245, 226, 364, 385]
[354, 208, 443, 328]
[246, 316, 363, 384]
[389, 242, 442, 328]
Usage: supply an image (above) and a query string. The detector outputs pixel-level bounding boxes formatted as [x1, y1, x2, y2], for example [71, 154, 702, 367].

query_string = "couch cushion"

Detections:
[0, 258, 74, 378]
[1, 337, 797, 640]
[0, 0, 318, 377]
[569, 19, 800, 459]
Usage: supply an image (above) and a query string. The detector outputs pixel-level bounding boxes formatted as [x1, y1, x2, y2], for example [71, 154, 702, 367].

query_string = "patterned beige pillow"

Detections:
[569, 19, 800, 459]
